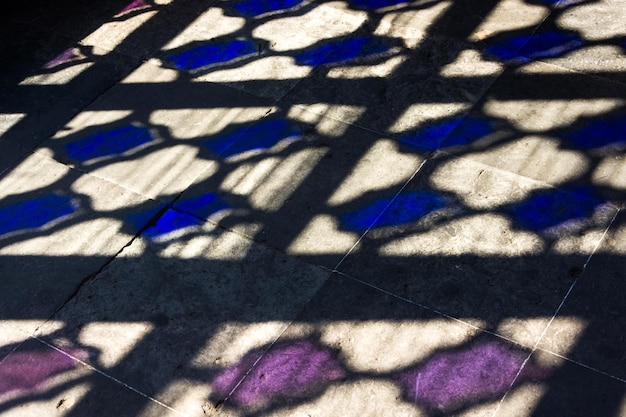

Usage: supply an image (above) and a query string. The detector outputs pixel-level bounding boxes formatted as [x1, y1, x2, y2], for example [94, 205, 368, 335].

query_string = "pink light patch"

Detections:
[115, 0, 151, 17]
[44, 48, 87, 69]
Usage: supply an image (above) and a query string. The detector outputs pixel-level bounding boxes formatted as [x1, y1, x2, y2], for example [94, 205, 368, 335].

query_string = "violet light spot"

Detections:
[396, 340, 547, 412]
[212, 340, 345, 407]
[0, 348, 86, 396]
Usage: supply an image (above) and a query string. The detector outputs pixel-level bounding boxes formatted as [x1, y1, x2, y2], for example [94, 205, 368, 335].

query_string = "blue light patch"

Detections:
[400, 117, 492, 152]
[167, 40, 258, 71]
[295, 37, 393, 66]
[232, 0, 305, 16]
[533, 0, 587, 8]
[340, 190, 449, 232]
[124, 204, 166, 233]
[65, 125, 154, 163]
[350, 0, 409, 9]
[486, 31, 583, 63]
[0, 194, 78, 237]
[563, 114, 626, 151]
[204, 119, 302, 158]
[175, 193, 230, 220]
[143, 209, 204, 241]
[508, 187, 605, 232]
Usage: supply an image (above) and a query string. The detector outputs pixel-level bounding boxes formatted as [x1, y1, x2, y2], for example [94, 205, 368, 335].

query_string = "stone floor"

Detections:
[1, 0, 625, 416]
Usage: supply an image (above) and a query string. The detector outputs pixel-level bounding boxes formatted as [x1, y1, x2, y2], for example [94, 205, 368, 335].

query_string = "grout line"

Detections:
[491, 207, 623, 416]
[534, 348, 626, 383]
[331, 158, 430, 272]
[34, 337, 188, 416]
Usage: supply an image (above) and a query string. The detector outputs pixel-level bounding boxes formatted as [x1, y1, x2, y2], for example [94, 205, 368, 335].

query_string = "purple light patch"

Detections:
[115, 0, 151, 17]
[396, 340, 547, 412]
[0, 348, 86, 396]
[44, 47, 87, 69]
[212, 340, 346, 407]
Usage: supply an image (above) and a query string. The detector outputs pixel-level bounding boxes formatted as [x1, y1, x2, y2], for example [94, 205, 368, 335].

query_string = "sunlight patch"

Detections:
[470, 0, 547, 43]
[483, 98, 622, 132]
[388, 103, 468, 134]
[497, 317, 585, 349]
[78, 322, 154, 368]
[327, 139, 422, 206]
[252, 4, 366, 52]
[162, 9, 246, 51]
[52, 111, 134, 139]
[0, 113, 25, 137]
[81, 10, 158, 53]
[440, 49, 503, 78]
[286, 215, 357, 254]
[377, 214, 544, 256]
[318, 319, 482, 372]
[327, 55, 406, 79]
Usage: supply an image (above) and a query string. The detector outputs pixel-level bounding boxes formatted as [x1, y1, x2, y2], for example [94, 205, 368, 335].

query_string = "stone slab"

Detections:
[327, 0, 551, 44]
[511, 0, 626, 85]
[497, 349, 626, 417]
[0, 152, 161, 340]
[443, 63, 626, 203]
[35, 211, 330, 417]
[336, 156, 619, 343]
[537, 211, 626, 380]
[0, 17, 140, 150]
[0, 337, 181, 417]
[175, 106, 424, 268]
[155, 2, 369, 100]
[281, 29, 503, 138]
[37, 61, 274, 201]
[213, 273, 549, 417]
[0, 140, 28, 179]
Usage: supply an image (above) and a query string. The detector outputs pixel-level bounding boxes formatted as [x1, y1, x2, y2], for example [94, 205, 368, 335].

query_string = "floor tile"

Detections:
[0, 19, 139, 150]
[2, 0, 625, 415]
[282, 29, 502, 138]
[155, 2, 369, 100]
[213, 274, 548, 417]
[537, 211, 626, 380]
[35, 212, 330, 417]
[37, 62, 274, 201]
[506, 0, 626, 85]
[325, 0, 551, 43]
[0, 338, 181, 417]
[445, 64, 626, 201]
[175, 107, 424, 268]
[337, 156, 618, 337]
[497, 349, 626, 417]
[0, 140, 28, 179]
[0, 152, 160, 331]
